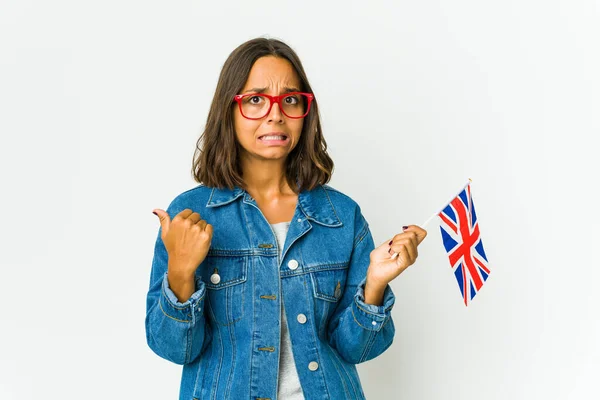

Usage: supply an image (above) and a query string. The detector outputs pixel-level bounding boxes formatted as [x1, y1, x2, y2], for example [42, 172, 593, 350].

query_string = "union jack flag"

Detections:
[438, 183, 490, 306]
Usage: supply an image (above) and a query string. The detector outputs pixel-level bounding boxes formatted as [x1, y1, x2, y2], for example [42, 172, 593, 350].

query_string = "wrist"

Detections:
[365, 269, 388, 291]
[167, 262, 196, 281]
[364, 279, 387, 307]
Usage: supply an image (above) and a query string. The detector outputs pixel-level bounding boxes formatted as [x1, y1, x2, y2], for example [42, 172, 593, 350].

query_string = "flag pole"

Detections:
[390, 178, 472, 260]
[420, 178, 472, 229]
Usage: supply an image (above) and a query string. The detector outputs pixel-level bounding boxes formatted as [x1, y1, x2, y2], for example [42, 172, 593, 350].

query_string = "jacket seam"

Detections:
[355, 300, 390, 317]
[225, 321, 236, 398]
[353, 219, 370, 249]
[158, 299, 191, 323]
[359, 329, 377, 363]
[320, 184, 343, 223]
[185, 321, 193, 364]
[212, 322, 224, 400]
[328, 352, 351, 398]
[328, 342, 359, 397]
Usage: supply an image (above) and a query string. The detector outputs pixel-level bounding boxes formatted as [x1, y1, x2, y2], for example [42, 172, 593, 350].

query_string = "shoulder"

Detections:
[165, 183, 212, 214]
[320, 184, 371, 245]
[320, 183, 362, 211]
[320, 184, 369, 226]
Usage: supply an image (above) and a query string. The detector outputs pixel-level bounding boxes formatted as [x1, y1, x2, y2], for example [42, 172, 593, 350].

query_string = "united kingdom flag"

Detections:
[438, 182, 490, 306]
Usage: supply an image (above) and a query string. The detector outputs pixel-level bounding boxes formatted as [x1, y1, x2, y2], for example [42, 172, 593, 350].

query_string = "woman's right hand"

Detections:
[153, 208, 214, 301]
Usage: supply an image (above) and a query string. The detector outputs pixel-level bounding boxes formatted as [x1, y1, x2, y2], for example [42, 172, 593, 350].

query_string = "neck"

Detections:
[240, 157, 294, 199]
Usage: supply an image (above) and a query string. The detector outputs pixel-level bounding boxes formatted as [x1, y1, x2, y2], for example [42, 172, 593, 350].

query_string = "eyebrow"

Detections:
[242, 87, 301, 94]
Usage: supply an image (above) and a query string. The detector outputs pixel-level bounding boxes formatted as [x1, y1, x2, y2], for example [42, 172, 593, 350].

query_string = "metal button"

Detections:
[297, 314, 307, 324]
[372, 321, 377, 326]
[210, 273, 221, 284]
[287, 260, 299, 270]
[308, 361, 319, 371]
[297, 218, 302, 222]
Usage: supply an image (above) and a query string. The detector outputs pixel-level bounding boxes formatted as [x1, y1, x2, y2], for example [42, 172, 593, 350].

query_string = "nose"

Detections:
[267, 100, 284, 123]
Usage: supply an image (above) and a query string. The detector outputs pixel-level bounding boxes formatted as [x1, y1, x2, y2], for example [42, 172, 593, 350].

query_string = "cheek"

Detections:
[233, 109, 244, 135]
[291, 119, 304, 136]
[233, 111, 256, 139]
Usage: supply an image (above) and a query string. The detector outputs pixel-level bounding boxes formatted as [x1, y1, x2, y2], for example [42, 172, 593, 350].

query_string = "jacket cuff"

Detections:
[160, 272, 206, 323]
[352, 277, 395, 332]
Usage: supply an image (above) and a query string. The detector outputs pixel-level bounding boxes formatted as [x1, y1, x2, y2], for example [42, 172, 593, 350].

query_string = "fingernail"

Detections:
[389, 240, 393, 245]
[402, 226, 408, 230]
[152, 211, 157, 216]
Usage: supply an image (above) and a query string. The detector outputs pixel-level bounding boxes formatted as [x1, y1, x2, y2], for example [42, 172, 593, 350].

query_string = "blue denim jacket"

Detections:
[145, 183, 396, 399]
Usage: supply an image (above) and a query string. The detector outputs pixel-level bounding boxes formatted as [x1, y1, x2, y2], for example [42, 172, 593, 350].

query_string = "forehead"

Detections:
[242, 56, 301, 90]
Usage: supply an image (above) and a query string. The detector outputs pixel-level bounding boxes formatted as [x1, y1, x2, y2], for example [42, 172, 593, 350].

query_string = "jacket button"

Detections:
[296, 314, 307, 324]
[287, 260, 299, 270]
[210, 273, 221, 284]
[308, 361, 319, 371]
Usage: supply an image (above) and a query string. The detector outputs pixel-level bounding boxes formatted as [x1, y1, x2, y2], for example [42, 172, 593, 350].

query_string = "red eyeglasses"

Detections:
[233, 92, 314, 120]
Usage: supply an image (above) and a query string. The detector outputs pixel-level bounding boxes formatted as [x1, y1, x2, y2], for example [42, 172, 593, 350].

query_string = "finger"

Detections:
[195, 219, 207, 230]
[152, 209, 171, 237]
[389, 243, 409, 262]
[390, 239, 416, 263]
[406, 231, 418, 252]
[391, 231, 418, 249]
[403, 225, 428, 244]
[187, 212, 201, 225]
[379, 237, 395, 247]
[176, 209, 194, 220]
[403, 239, 417, 263]
[386, 232, 407, 258]
[374, 237, 397, 260]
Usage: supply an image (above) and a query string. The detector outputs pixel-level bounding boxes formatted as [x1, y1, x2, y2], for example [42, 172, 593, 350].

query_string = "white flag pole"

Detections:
[390, 178, 472, 260]
[420, 177, 472, 229]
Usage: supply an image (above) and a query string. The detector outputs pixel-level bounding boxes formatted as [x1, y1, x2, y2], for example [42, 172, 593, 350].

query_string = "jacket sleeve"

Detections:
[144, 202, 212, 365]
[327, 206, 396, 364]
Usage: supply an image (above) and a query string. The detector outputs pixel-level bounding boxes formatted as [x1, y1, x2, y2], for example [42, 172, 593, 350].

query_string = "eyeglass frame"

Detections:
[232, 91, 314, 120]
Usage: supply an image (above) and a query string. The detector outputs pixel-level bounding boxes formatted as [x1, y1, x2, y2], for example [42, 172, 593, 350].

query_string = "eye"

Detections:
[284, 95, 299, 105]
[248, 95, 263, 104]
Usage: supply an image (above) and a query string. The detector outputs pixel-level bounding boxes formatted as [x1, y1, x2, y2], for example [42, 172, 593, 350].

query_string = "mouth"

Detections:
[258, 133, 289, 145]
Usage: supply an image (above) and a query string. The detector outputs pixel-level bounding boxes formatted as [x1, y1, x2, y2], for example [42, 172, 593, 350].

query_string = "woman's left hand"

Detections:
[366, 225, 428, 287]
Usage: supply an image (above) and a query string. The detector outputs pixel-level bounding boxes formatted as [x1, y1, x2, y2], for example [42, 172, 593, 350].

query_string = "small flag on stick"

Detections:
[438, 179, 490, 306]
[391, 178, 491, 306]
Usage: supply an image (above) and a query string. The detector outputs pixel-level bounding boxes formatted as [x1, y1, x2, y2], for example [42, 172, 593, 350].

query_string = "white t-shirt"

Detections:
[270, 221, 305, 399]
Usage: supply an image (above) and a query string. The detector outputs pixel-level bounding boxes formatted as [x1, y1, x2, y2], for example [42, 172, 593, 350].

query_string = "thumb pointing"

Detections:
[152, 209, 171, 237]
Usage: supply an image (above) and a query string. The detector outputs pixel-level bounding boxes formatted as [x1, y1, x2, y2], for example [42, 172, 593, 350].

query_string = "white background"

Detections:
[1, 1, 599, 399]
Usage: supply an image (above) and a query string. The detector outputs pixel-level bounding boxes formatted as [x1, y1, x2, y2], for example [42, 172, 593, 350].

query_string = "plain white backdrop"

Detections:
[1, 1, 599, 399]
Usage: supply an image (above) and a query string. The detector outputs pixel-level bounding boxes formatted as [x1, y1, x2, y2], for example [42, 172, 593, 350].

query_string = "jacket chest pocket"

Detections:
[309, 262, 349, 303]
[198, 255, 248, 326]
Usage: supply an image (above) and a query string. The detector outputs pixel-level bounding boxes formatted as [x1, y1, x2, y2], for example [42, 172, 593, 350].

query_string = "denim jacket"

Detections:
[145, 183, 396, 399]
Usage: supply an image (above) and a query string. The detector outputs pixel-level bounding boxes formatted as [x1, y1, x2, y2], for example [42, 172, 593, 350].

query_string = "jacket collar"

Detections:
[206, 183, 342, 227]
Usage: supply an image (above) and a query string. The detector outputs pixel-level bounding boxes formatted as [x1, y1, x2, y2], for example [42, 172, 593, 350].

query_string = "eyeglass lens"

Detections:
[241, 94, 309, 118]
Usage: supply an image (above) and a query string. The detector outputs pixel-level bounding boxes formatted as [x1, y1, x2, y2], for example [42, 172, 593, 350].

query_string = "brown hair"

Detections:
[191, 37, 334, 194]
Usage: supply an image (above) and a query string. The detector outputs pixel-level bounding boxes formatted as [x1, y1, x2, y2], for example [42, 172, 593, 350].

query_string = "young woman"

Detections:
[145, 37, 427, 400]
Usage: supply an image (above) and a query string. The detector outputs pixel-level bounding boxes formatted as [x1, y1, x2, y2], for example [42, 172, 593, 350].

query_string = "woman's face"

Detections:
[233, 56, 304, 163]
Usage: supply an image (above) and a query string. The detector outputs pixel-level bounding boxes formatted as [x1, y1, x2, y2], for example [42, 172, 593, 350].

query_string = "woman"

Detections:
[145, 37, 427, 400]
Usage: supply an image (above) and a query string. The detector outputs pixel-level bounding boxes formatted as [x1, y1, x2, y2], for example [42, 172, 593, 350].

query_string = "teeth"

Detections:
[261, 135, 286, 140]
